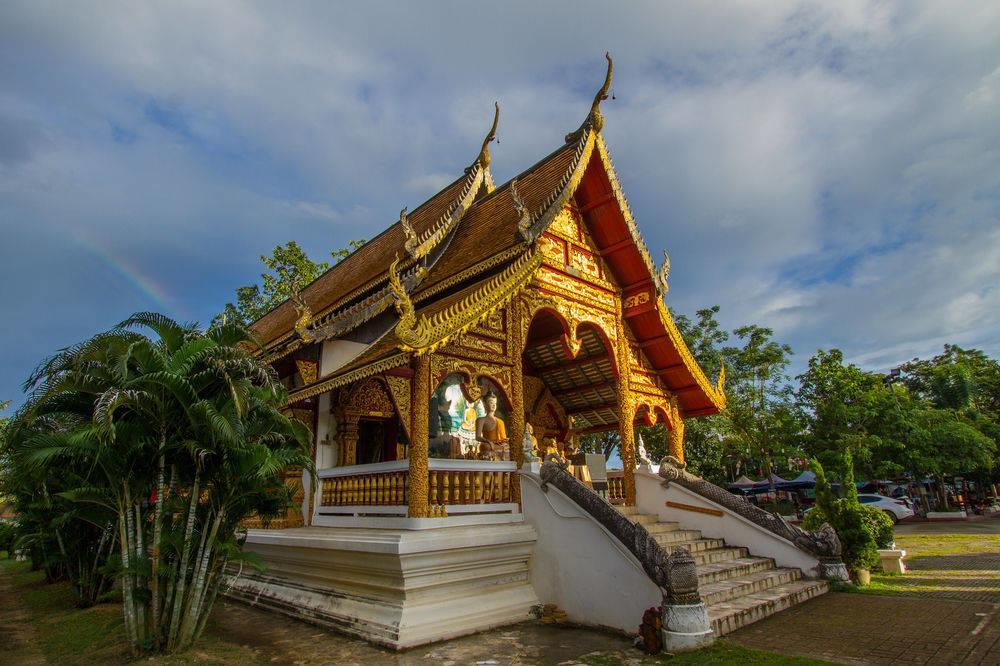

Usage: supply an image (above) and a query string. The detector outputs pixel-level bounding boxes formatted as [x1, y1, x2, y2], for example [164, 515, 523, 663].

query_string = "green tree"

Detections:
[900, 345, 999, 415]
[15, 313, 312, 655]
[217, 239, 366, 326]
[669, 306, 732, 482]
[720, 325, 802, 491]
[796, 349, 908, 479]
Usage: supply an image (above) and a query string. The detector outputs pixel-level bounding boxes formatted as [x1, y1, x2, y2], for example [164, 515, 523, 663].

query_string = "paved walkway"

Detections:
[729, 518, 1000, 665]
[208, 607, 637, 665]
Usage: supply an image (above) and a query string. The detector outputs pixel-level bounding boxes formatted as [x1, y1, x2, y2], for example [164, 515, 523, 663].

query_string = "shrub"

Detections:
[807, 454, 880, 577]
[859, 505, 894, 549]
[0, 522, 16, 556]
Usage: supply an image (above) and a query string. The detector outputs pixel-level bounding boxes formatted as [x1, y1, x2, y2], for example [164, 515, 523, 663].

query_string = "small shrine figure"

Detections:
[475, 391, 508, 460]
[637, 432, 653, 468]
[538, 436, 560, 460]
[522, 423, 539, 462]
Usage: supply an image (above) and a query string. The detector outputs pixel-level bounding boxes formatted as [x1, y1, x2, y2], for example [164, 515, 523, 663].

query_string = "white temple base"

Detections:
[224, 523, 539, 650]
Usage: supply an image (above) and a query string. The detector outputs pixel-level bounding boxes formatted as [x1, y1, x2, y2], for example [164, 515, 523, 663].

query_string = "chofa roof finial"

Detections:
[566, 52, 613, 143]
[477, 101, 500, 168]
[589, 52, 613, 134]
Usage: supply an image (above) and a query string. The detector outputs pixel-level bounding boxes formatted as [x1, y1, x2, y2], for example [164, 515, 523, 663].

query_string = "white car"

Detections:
[858, 494, 914, 523]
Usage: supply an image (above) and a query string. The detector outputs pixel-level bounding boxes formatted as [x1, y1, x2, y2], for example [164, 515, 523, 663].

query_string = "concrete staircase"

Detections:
[616, 506, 829, 636]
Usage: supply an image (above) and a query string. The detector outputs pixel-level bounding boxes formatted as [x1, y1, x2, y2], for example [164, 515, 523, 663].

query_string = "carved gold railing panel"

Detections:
[316, 460, 518, 517]
[321, 470, 409, 508]
[428, 469, 514, 510]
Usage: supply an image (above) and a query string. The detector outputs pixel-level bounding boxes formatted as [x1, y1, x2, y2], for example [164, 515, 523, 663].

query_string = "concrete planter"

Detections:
[877, 549, 906, 574]
[854, 568, 871, 586]
[927, 511, 967, 521]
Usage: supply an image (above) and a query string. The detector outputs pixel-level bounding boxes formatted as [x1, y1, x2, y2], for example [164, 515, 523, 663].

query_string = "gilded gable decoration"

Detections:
[511, 178, 532, 242]
[390, 253, 432, 350]
[566, 52, 613, 142]
[657, 250, 671, 296]
[475, 102, 500, 170]
[396, 249, 542, 355]
[400, 207, 418, 258]
[294, 359, 318, 385]
[519, 130, 596, 244]
[291, 289, 315, 342]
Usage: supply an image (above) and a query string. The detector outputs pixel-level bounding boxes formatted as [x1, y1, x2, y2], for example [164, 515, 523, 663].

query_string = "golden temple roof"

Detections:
[257, 55, 727, 417]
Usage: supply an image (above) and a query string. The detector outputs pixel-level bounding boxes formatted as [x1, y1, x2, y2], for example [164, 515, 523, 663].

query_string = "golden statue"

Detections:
[475, 391, 508, 460]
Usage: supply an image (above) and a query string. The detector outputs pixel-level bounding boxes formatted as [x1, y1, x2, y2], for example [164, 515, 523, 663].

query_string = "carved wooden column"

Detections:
[616, 319, 637, 506]
[339, 413, 359, 467]
[668, 397, 686, 465]
[408, 353, 431, 517]
[508, 301, 525, 504]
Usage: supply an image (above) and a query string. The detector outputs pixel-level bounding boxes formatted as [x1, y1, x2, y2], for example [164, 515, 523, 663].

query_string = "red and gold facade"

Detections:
[248, 57, 725, 523]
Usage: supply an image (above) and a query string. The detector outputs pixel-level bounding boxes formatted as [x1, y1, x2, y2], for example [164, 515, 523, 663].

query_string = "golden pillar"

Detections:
[408, 353, 431, 517]
[616, 320, 637, 506]
[508, 300, 526, 503]
[668, 397, 686, 465]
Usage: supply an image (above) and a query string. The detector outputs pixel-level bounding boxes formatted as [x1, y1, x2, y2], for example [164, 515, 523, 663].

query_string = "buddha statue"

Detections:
[475, 391, 508, 460]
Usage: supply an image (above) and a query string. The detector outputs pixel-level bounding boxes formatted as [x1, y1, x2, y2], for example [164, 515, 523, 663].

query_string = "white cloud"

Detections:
[1, 0, 998, 403]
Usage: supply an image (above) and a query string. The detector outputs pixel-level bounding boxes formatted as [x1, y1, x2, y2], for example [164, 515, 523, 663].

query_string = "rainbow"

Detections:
[69, 228, 189, 320]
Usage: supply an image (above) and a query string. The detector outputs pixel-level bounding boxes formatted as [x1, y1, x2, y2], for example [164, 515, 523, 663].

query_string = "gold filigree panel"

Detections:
[550, 207, 581, 240]
[294, 359, 318, 385]
[570, 246, 600, 280]
[384, 375, 412, 439]
[540, 234, 565, 264]
[536, 266, 615, 309]
[519, 286, 618, 361]
[623, 290, 652, 310]
[451, 333, 505, 356]
[430, 354, 513, 403]
[348, 378, 396, 417]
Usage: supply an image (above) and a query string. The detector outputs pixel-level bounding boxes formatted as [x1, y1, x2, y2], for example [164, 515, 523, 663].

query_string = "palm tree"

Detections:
[16, 313, 312, 654]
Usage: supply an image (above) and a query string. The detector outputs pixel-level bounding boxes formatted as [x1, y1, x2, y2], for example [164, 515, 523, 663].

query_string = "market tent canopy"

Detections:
[730, 475, 757, 487]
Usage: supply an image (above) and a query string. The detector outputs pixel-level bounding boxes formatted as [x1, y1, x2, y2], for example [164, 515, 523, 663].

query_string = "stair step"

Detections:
[691, 546, 749, 566]
[697, 557, 777, 585]
[657, 537, 725, 554]
[708, 580, 829, 636]
[652, 530, 705, 545]
[629, 514, 661, 525]
[615, 505, 640, 516]
[642, 521, 681, 534]
[699, 568, 802, 606]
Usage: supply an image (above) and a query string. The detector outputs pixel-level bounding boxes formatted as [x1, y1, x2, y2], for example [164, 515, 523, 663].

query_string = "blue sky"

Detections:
[2, 1, 999, 410]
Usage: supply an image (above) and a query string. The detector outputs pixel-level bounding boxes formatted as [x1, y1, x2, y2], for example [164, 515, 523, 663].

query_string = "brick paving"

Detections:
[729, 518, 1000, 665]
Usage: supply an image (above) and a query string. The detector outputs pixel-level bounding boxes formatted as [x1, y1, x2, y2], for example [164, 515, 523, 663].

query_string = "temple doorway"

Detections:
[356, 417, 399, 464]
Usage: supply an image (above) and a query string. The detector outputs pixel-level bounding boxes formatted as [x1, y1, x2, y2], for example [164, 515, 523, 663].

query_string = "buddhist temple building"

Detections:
[227, 55, 842, 651]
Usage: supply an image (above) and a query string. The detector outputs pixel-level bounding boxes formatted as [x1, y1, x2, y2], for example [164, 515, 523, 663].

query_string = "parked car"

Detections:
[858, 494, 914, 523]
[803, 494, 915, 524]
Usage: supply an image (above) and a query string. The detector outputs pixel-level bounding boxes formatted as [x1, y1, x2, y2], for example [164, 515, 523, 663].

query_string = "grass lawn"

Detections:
[0, 556, 264, 665]
[892, 532, 1000, 557]
[831, 530, 1000, 600]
